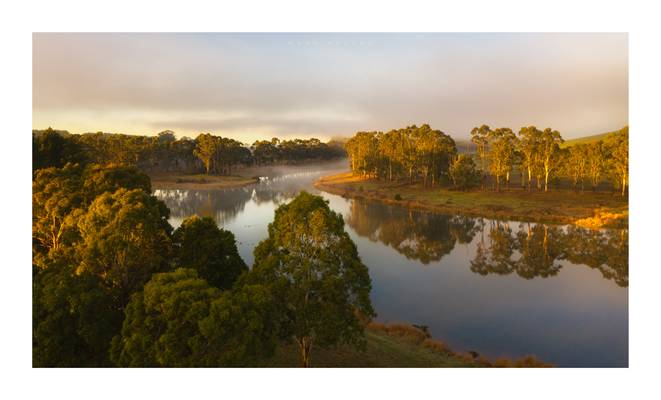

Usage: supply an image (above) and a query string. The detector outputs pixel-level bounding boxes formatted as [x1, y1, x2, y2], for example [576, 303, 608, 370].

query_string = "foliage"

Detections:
[173, 216, 247, 290]
[249, 191, 375, 366]
[449, 154, 481, 190]
[605, 126, 628, 195]
[346, 124, 456, 186]
[33, 264, 121, 367]
[75, 188, 173, 305]
[110, 268, 279, 367]
[110, 268, 222, 367]
[32, 128, 87, 170]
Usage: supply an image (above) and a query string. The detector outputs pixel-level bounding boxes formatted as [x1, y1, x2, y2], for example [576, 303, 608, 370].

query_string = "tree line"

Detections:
[344, 124, 628, 195]
[33, 128, 346, 175]
[471, 125, 628, 194]
[33, 162, 372, 367]
[345, 124, 457, 186]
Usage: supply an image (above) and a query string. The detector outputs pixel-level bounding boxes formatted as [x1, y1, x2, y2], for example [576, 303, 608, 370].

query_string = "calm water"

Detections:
[154, 161, 628, 367]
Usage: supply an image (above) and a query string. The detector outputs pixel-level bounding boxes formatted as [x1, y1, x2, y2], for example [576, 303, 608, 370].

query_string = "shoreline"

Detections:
[315, 172, 628, 229]
[149, 173, 259, 190]
[262, 321, 551, 367]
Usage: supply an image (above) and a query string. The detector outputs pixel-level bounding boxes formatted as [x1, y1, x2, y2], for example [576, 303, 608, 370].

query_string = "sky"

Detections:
[33, 33, 628, 143]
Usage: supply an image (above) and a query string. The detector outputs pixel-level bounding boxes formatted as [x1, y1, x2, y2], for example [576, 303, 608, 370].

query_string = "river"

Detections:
[153, 160, 628, 367]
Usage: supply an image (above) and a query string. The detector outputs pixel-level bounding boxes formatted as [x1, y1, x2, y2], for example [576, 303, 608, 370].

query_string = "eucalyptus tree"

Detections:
[75, 188, 173, 306]
[173, 215, 247, 290]
[193, 133, 217, 174]
[470, 124, 492, 186]
[379, 129, 401, 181]
[606, 126, 629, 196]
[564, 144, 589, 191]
[587, 141, 607, 191]
[517, 126, 542, 191]
[538, 128, 564, 192]
[487, 127, 517, 191]
[249, 192, 374, 367]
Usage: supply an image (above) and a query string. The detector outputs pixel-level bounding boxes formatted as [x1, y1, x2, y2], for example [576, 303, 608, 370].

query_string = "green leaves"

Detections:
[111, 268, 279, 367]
[251, 191, 375, 366]
[173, 215, 247, 290]
[76, 188, 173, 305]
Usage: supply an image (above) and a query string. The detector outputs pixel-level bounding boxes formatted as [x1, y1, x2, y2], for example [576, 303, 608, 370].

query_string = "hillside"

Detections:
[561, 130, 620, 148]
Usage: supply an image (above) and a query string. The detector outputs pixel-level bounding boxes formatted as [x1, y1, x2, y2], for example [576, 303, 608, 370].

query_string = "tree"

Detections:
[449, 154, 480, 190]
[110, 268, 278, 367]
[537, 128, 564, 192]
[110, 268, 222, 367]
[488, 128, 517, 191]
[517, 126, 542, 191]
[250, 192, 375, 367]
[33, 128, 86, 170]
[471, 125, 491, 187]
[197, 282, 281, 366]
[32, 164, 85, 258]
[563, 144, 588, 191]
[75, 188, 173, 306]
[194, 133, 216, 174]
[173, 216, 247, 290]
[606, 126, 629, 196]
[33, 264, 120, 367]
[157, 130, 176, 145]
[345, 131, 380, 177]
[587, 141, 607, 191]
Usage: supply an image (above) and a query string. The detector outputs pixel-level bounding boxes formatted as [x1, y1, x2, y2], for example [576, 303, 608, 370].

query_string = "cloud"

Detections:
[33, 33, 628, 140]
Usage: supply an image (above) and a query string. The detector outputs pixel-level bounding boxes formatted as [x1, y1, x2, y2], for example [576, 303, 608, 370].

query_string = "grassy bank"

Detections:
[261, 322, 551, 367]
[315, 172, 628, 228]
[149, 173, 258, 190]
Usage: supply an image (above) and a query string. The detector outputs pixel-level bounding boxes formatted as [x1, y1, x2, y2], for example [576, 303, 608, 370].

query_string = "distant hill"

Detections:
[561, 129, 622, 148]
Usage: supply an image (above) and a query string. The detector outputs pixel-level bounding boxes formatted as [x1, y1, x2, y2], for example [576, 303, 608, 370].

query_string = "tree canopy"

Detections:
[249, 191, 375, 367]
[173, 215, 247, 290]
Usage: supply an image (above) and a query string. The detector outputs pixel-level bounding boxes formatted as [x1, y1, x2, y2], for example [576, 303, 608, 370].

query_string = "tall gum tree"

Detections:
[538, 128, 564, 192]
[517, 126, 542, 191]
[606, 126, 629, 196]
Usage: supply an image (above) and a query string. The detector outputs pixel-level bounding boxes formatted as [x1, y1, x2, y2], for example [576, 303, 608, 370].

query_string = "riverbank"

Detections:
[149, 173, 259, 190]
[315, 172, 628, 228]
[261, 322, 551, 367]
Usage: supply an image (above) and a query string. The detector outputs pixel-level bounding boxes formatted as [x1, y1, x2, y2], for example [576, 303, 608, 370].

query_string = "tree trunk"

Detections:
[527, 168, 532, 192]
[298, 338, 312, 368]
[389, 159, 392, 181]
[621, 176, 626, 196]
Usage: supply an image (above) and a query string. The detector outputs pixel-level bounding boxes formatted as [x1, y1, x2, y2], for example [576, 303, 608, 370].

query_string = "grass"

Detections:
[149, 173, 258, 189]
[260, 322, 551, 367]
[315, 172, 628, 228]
[560, 131, 615, 148]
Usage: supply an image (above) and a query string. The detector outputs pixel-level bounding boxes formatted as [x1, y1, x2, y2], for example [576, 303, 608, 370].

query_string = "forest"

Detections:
[32, 160, 373, 367]
[345, 124, 629, 195]
[32, 128, 346, 174]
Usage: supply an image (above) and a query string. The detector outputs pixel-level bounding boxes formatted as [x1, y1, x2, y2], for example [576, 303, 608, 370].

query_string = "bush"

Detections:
[394, 193, 402, 201]
[449, 155, 480, 190]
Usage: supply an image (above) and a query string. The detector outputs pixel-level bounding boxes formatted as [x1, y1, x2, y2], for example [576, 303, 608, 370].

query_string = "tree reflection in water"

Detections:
[346, 198, 479, 264]
[345, 198, 628, 287]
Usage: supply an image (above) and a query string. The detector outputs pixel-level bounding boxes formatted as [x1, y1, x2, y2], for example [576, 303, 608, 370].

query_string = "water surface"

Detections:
[154, 161, 628, 367]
